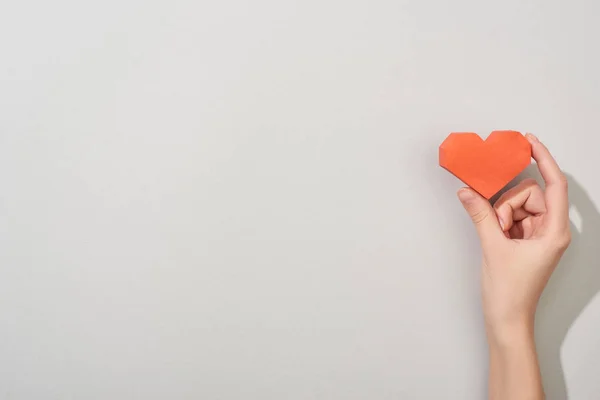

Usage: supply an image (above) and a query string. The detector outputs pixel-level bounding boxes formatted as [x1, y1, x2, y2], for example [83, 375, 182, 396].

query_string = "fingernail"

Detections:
[525, 133, 539, 144]
[457, 189, 475, 203]
[498, 215, 505, 231]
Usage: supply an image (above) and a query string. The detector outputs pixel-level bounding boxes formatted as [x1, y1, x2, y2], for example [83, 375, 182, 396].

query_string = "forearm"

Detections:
[487, 321, 544, 400]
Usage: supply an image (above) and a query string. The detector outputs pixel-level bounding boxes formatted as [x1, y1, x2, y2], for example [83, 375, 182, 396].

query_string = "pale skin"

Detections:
[457, 133, 571, 400]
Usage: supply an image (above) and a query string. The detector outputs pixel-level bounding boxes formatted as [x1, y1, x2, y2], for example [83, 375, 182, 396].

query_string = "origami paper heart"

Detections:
[439, 130, 532, 199]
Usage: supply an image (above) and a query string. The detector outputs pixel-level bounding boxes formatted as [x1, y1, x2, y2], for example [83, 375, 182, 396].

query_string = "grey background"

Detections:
[1, 0, 599, 399]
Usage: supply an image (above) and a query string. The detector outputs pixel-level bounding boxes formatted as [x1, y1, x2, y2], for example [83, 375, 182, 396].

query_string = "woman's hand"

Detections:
[457, 133, 571, 400]
[457, 133, 571, 338]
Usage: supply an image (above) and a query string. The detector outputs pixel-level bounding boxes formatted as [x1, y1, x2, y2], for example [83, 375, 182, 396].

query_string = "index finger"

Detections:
[526, 133, 569, 231]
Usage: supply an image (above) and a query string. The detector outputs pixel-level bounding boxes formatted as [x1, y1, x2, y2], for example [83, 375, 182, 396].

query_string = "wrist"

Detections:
[486, 315, 535, 349]
[486, 316, 544, 400]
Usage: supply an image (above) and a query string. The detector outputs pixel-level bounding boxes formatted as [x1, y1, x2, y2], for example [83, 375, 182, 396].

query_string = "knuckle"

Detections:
[471, 208, 490, 225]
[557, 173, 569, 189]
[492, 201, 503, 212]
[522, 178, 539, 187]
[492, 198, 504, 210]
[554, 230, 572, 250]
[493, 192, 511, 208]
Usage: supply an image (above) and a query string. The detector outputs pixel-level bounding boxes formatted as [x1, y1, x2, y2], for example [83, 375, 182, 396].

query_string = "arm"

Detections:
[488, 322, 542, 400]
[457, 133, 571, 400]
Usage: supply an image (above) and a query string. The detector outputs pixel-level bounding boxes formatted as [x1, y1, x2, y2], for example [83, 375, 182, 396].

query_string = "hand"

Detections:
[457, 133, 571, 340]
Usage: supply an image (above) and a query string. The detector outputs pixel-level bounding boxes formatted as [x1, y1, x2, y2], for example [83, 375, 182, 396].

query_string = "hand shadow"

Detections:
[494, 166, 600, 400]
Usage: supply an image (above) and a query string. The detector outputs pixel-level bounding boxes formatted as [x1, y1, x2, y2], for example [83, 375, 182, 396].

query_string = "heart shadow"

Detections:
[492, 165, 600, 400]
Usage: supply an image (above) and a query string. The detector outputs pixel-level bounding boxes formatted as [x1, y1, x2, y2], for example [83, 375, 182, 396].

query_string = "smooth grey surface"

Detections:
[1, 1, 599, 399]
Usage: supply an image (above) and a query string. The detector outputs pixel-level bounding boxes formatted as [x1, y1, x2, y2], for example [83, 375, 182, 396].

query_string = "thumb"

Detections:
[457, 188, 504, 245]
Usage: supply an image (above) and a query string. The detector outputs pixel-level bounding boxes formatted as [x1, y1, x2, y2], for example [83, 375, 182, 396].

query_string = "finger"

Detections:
[507, 219, 537, 240]
[457, 188, 506, 247]
[493, 178, 546, 232]
[508, 221, 524, 240]
[511, 208, 530, 222]
[526, 134, 569, 231]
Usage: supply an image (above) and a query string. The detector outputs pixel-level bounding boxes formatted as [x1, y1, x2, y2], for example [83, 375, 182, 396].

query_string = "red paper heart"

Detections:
[439, 130, 532, 199]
